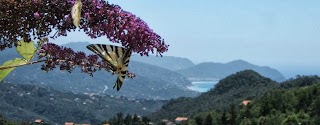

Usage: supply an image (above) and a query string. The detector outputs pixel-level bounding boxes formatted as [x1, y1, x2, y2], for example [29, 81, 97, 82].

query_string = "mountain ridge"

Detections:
[62, 42, 286, 82]
[178, 59, 286, 82]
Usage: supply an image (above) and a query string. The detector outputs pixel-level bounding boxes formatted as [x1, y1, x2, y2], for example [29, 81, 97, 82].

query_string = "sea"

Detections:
[187, 81, 219, 92]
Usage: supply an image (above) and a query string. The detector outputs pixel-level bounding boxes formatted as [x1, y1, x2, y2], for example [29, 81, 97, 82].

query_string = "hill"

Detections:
[0, 82, 166, 124]
[131, 55, 195, 71]
[177, 60, 286, 82]
[185, 76, 320, 125]
[0, 46, 198, 100]
[148, 70, 279, 121]
[61, 41, 94, 54]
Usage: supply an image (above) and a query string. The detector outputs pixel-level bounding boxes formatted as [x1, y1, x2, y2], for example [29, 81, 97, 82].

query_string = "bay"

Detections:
[188, 81, 219, 92]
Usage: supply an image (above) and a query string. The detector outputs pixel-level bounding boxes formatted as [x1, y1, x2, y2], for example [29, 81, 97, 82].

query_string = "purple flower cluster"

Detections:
[38, 43, 136, 78]
[0, 0, 169, 56]
[39, 43, 103, 76]
[80, 0, 168, 56]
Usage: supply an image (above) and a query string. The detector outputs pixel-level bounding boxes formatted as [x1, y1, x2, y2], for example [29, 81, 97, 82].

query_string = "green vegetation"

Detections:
[0, 114, 18, 125]
[0, 39, 36, 81]
[1, 69, 320, 124]
[0, 82, 166, 124]
[186, 83, 320, 125]
[105, 113, 151, 125]
[281, 75, 320, 89]
[149, 70, 279, 121]
[149, 71, 320, 125]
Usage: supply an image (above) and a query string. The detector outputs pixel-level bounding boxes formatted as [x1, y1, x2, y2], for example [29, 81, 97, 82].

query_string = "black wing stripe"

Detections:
[114, 71, 126, 91]
[121, 75, 126, 79]
[87, 44, 116, 71]
[122, 48, 132, 65]
[107, 45, 118, 61]
[120, 47, 125, 58]
[115, 46, 120, 59]
[123, 49, 131, 60]
[87, 45, 102, 57]
[123, 60, 130, 66]
[102, 45, 113, 60]
[87, 45, 109, 63]
[114, 75, 125, 91]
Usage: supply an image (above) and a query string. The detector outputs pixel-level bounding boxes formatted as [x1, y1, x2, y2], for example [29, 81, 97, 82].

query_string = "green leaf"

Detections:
[0, 58, 26, 82]
[16, 39, 36, 61]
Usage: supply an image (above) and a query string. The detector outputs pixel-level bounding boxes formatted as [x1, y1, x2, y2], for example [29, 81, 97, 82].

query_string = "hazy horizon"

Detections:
[51, 0, 320, 78]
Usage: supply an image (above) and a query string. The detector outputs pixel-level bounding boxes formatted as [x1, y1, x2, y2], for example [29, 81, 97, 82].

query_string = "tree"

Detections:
[0, 0, 169, 85]
[116, 112, 124, 125]
[141, 116, 151, 125]
[204, 114, 212, 125]
[158, 121, 166, 125]
[194, 116, 203, 125]
[132, 114, 141, 125]
[311, 96, 320, 116]
[229, 104, 237, 125]
[124, 114, 133, 125]
[221, 111, 228, 125]
[239, 119, 253, 125]
[282, 115, 299, 125]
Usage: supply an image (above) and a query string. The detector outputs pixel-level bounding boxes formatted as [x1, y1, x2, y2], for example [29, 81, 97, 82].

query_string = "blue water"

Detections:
[188, 81, 218, 92]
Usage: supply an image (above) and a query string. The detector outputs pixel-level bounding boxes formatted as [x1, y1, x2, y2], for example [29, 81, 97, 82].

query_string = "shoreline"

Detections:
[187, 81, 219, 92]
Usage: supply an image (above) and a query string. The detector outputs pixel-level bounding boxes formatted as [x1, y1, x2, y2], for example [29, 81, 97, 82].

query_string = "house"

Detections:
[34, 119, 44, 124]
[65, 122, 74, 125]
[175, 117, 188, 124]
[242, 100, 251, 106]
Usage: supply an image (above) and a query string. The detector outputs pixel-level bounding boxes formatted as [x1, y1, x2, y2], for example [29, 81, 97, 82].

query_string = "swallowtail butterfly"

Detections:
[87, 44, 132, 91]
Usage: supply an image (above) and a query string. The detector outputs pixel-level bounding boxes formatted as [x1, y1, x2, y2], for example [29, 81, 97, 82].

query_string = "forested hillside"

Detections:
[148, 70, 279, 121]
[0, 82, 166, 124]
[186, 79, 320, 125]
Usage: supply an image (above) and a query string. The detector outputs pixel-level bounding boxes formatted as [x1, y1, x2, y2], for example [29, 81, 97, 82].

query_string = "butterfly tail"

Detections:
[113, 72, 126, 91]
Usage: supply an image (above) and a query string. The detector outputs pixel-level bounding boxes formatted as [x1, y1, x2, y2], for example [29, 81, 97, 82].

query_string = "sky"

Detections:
[52, 0, 320, 78]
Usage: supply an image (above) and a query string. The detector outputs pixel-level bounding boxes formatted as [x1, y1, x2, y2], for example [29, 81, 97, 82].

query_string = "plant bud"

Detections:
[71, 0, 82, 27]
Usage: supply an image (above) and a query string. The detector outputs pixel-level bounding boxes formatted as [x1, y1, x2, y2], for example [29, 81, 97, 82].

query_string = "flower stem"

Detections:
[0, 60, 46, 70]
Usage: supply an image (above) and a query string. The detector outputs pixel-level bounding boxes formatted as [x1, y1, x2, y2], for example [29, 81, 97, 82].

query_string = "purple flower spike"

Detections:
[0, 0, 169, 56]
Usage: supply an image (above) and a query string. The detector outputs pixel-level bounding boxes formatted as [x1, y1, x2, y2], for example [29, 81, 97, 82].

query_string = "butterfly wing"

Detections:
[122, 48, 132, 71]
[86, 44, 132, 91]
[113, 48, 132, 91]
[86, 44, 117, 71]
